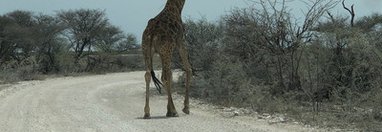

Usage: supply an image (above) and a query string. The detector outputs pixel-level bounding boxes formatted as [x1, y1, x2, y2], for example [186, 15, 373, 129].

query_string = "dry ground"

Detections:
[0, 71, 323, 132]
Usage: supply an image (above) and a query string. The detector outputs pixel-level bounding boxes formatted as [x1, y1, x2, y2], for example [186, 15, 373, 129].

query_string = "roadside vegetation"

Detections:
[175, 0, 382, 131]
[0, 9, 141, 83]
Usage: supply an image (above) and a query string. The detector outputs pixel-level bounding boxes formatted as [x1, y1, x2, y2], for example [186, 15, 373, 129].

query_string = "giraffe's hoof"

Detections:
[143, 114, 151, 119]
[182, 107, 190, 114]
[166, 112, 179, 117]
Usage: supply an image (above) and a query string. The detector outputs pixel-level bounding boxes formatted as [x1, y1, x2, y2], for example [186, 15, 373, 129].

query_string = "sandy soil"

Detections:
[0, 71, 321, 132]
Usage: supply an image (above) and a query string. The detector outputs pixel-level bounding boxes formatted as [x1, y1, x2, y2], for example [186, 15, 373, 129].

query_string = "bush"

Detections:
[85, 53, 144, 73]
[0, 59, 44, 83]
[174, 1, 382, 130]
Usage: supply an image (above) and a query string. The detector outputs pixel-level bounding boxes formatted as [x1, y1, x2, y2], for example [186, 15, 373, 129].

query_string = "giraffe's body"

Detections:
[142, 0, 191, 119]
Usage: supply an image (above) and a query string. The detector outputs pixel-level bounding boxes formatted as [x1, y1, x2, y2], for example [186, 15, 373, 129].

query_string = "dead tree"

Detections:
[342, 0, 355, 27]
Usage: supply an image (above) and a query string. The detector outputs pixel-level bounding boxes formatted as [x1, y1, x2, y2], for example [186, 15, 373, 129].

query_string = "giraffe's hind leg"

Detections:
[143, 71, 151, 119]
[178, 42, 192, 114]
[142, 36, 152, 119]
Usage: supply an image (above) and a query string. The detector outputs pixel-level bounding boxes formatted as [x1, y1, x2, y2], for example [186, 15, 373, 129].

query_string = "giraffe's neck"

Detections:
[164, 0, 185, 15]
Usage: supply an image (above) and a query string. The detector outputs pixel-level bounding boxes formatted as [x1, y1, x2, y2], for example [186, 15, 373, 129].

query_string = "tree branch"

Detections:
[342, 0, 355, 27]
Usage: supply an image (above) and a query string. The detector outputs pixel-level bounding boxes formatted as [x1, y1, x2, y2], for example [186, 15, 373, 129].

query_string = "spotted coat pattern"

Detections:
[141, 0, 192, 119]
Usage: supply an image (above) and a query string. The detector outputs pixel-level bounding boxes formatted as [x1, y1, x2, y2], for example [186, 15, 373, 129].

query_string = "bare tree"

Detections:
[249, 0, 337, 92]
[57, 9, 108, 64]
[34, 14, 64, 73]
[342, 0, 355, 27]
[116, 33, 139, 53]
[0, 15, 14, 65]
[95, 24, 124, 53]
[0, 10, 36, 63]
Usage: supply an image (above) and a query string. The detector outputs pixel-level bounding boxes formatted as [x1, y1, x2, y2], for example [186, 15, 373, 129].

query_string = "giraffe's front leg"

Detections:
[164, 69, 178, 117]
[181, 67, 191, 114]
[178, 43, 192, 114]
[160, 51, 178, 117]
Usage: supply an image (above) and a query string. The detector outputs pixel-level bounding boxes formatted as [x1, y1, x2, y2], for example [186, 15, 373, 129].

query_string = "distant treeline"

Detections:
[0, 9, 141, 82]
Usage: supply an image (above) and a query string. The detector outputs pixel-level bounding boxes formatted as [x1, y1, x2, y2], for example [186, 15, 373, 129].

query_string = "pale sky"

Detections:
[1, 0, 382, 39]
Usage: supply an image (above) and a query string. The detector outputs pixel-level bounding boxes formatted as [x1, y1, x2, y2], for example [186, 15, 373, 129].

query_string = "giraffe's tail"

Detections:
[151, 70, 163, 94]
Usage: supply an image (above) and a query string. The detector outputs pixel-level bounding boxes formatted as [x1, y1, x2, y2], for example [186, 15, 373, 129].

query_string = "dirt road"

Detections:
[0, 71, 318, 132]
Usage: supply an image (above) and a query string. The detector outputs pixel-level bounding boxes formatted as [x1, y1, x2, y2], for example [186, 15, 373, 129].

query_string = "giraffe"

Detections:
[141, 0, 191, 119]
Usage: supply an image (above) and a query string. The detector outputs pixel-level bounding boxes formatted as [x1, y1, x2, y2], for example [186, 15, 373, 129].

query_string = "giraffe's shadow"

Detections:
[136, 115, 175, 120]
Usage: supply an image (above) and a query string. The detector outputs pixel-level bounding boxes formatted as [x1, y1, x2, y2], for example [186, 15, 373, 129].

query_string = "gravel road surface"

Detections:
[0, 71, 319, 132]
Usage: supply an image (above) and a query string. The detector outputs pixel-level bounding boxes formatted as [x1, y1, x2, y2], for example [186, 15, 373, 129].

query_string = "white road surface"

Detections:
[0, 71, 319, 132]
